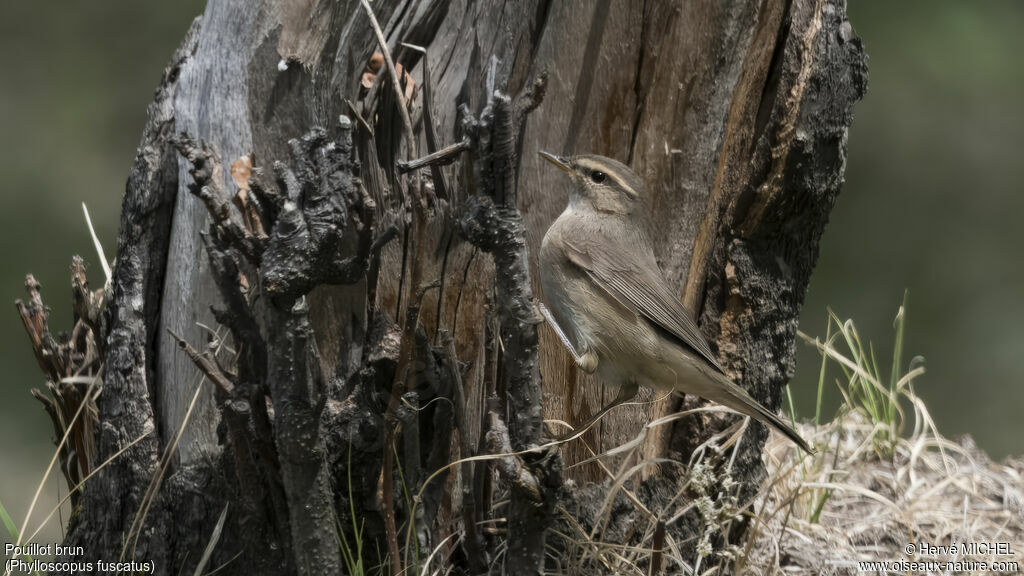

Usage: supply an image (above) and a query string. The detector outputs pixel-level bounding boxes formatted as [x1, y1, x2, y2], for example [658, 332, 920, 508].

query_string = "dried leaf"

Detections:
[230, 155, 253, 192]
[361, 71, 377, 89]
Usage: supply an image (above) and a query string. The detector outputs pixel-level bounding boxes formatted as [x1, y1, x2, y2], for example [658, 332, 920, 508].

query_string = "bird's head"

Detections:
[539, 151, 646, 217]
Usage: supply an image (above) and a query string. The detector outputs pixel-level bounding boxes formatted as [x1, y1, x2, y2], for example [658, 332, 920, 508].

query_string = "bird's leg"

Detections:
[539, 302, 598, 373]
[539, 302, 580, 359]
[547, 380, 638, 442]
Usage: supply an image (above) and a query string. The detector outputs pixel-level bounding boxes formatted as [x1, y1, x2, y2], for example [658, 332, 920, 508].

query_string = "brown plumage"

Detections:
[538, 151, 812, 454]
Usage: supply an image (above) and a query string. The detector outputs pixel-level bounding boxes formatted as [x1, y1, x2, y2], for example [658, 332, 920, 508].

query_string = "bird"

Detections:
[537, 151, 812, 454]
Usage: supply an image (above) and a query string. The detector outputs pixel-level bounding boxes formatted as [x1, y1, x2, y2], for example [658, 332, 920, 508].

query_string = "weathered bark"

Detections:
[56, 19, 199, 569]
[459, 87, 560, 575]
[20, 1, 866, 574]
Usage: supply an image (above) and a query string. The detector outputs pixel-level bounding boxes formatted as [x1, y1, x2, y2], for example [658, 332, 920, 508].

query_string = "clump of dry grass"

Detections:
[741, 302, 1024, 575]
[539, 404, 763, 576]
[743, 410, 1024, 575]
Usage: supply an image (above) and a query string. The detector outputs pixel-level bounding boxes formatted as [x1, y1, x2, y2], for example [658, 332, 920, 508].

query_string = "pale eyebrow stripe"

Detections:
[608, 172, 638, 199]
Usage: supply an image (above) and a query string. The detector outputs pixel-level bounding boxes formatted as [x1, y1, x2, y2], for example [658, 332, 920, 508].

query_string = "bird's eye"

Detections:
[590, 171, 607, 184]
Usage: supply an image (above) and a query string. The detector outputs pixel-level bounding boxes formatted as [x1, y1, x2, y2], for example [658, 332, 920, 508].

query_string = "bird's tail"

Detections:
[706, 373, 814, 455]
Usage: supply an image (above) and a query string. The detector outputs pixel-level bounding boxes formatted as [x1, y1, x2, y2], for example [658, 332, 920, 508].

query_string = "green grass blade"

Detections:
[340, 443, 365, 576]
[889, 291, 908, 423]
[868, 342, 885, 420]
[392, 442, 417, 573]
[815, 319, 833, 426]
[0, 498, 41, 576]
[0, 497, 20, 542]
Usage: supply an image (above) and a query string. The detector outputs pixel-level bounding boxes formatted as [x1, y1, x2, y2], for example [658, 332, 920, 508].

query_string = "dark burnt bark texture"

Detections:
[13, 1, 866, 574]
[459, 83, 560, 575]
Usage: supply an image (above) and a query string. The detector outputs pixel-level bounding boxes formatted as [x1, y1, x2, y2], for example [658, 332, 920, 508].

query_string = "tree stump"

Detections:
[15, 1, 866, 574]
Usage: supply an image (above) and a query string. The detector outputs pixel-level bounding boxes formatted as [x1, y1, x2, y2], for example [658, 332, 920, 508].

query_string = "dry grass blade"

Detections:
[22, 428, 152, 545]
[193, 504, 230, 576]
[567, 426, 647, 469]
[82, 202, 112, 283]
[9, 371, 101, 573]
[745, 305, 1023, 575]
[418, 531, 460, 576]
[122, 326, 230, 562]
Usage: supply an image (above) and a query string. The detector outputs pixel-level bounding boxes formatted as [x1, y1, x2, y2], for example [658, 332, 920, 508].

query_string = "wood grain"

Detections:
[149, 0, 867, 483]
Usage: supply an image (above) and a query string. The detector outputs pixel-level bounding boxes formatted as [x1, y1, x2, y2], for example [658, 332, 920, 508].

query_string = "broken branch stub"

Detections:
[173, 117, 376, 308]
[171, 116, 388, 575]
[15, 268, 103, 506]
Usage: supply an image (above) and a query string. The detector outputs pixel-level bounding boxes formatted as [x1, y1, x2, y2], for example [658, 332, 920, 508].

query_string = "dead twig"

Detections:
[485, 402, 541, 503]
[397, 139, 471, 174]
[356, 12, 431, 573]
[403, 43, 450, 200]
[16, 271, 102, 505]
[457, 75, 554, 575]
[171, 134, 261, 262]
[649, 519, 666, 576]
[345, 97, 374, 136]
[360, 0, 421, 207]
[166, 329, 234, 397]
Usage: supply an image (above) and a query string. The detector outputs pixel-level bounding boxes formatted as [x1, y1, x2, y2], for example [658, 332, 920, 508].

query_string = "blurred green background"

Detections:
[793, 0, 1024, 461]
[0, 0, 207, 545]
[1, 0, 1021, 546]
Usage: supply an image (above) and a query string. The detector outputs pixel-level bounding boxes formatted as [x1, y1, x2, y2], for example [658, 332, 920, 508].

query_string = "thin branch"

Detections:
[402, 42, 448, 201]
[457, 78, 554, 575]
[360, 0, 422, 207]
[166, 329, 235, 396]
[397, 139, 470, 174]
[345, 98, 374, 136]
[359, 6, 436, 559]
[171, 134, 261, 262]
[356, 23, 432, 574]
[485, 405, 541, 503]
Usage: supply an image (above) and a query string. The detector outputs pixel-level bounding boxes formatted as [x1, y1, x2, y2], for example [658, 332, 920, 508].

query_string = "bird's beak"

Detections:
[538, 151, 573, 175]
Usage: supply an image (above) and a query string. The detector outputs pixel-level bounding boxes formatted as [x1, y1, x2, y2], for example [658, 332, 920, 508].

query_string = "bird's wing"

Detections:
[562, 238, 727, 374]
